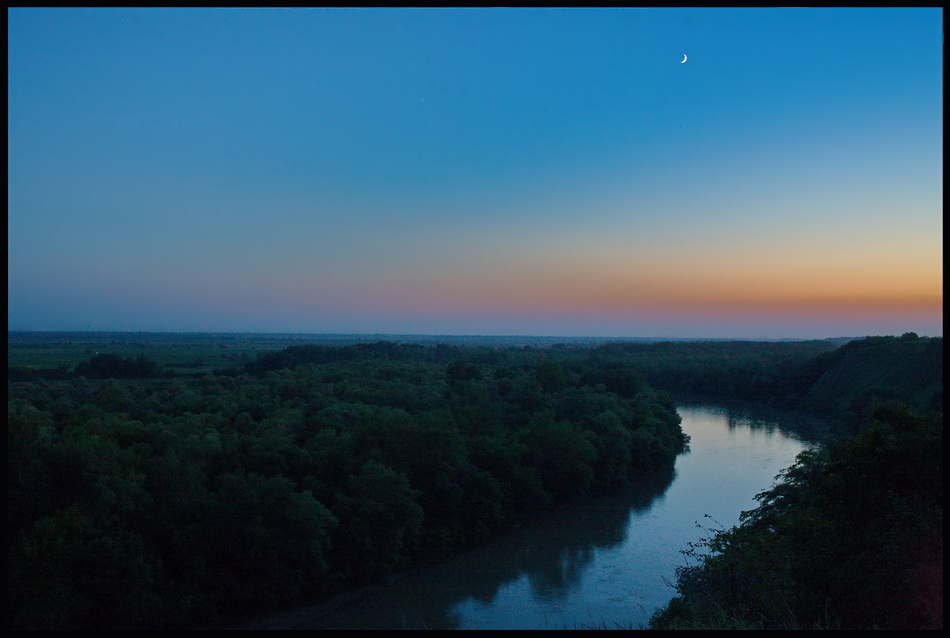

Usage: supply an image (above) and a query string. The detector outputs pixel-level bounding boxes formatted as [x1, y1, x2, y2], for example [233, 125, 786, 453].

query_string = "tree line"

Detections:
[646, 335, 942, 630]
[649, 402, 942, 630]
[9, 335, 940, 629]
[8, 341, 687, 629]
[586, 334, 941, 424]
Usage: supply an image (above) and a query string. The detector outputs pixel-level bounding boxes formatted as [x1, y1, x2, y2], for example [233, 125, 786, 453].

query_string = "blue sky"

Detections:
[8, 8, 943, 337]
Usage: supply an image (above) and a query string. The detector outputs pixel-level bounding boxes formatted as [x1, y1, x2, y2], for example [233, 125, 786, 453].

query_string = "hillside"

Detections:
[650, 403, 942, 630]
[649, 334, 944, 630]
[790, 334, 942, 421]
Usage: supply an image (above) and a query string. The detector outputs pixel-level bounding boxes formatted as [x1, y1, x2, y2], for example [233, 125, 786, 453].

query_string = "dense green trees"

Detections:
[12, 335, 937, 629]
[650, 403, 942, 630]
[585, 339, 839, 401]
[8, 341, 687, 629]
[74, 353, 165, 378]
[584, 336, 941, 427]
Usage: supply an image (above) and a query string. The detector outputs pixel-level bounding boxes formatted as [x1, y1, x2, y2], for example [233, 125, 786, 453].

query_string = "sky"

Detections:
[7, 8, 943, 338]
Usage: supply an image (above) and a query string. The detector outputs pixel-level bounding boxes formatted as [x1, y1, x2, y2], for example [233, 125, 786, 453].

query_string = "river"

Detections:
[240, 402, 827, 630]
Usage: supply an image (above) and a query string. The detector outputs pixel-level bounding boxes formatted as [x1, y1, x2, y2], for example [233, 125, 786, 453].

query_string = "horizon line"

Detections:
[9, 329, 934, 342]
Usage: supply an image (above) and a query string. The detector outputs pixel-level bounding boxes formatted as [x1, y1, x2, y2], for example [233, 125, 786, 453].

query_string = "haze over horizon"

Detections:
[8, 8, 943, 339]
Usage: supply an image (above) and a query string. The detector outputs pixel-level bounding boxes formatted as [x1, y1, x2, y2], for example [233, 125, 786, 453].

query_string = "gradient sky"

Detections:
[8, 8, 943, 338]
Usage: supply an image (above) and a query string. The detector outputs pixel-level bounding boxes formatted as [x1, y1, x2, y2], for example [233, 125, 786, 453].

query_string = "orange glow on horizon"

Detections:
[379, 262, 941, 318]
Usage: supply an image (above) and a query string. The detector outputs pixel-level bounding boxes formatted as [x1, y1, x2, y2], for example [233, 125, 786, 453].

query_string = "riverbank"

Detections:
[233, 404, 812, 630]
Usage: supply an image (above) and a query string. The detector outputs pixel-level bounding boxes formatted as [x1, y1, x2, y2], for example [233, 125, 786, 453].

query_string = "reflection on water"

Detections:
[683, 398, 836, 446]
[291, 464, 675, 630]
[259, 404, 818, 630]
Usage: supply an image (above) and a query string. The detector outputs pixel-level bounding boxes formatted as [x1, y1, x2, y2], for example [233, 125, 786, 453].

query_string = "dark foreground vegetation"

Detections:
[649, 403, 942, 629]
[647, 334, 942, 630]
[7, 332, 942, 629]
[8, 338, 687, 629]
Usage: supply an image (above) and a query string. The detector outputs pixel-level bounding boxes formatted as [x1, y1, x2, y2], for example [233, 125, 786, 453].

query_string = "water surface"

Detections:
[250, 403, 821, 629]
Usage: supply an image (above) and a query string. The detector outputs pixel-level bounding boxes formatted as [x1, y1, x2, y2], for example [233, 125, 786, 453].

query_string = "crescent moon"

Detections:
[681, 54, 687, 63]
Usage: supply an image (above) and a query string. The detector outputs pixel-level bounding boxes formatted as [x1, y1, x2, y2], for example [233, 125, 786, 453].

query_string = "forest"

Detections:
[647, 334, 942, 629]
[649, 402, 942, 629]
[8, 336, 688, 628]
[7, 333, 942, 629]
